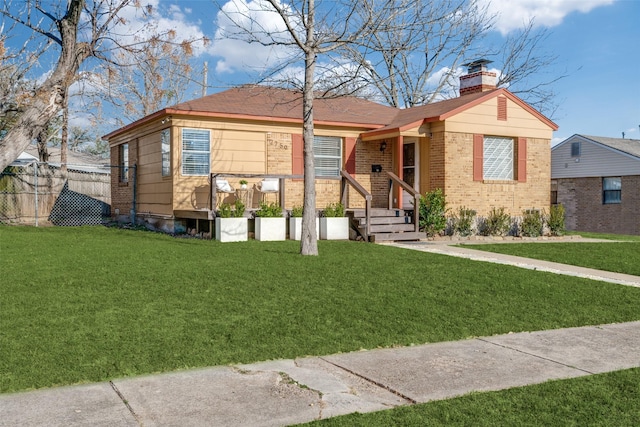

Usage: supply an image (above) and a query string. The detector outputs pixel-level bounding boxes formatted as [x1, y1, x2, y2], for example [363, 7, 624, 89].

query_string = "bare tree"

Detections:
[219, 0, 408, 256]
[341, 1, 564, 115]
[0, 0, 201, 172]
[94, 30, 202, 127]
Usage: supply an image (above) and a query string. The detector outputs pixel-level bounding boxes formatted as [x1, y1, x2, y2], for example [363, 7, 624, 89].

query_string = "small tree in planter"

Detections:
[320, 202, 349, 240]
[215, 199, 247, 242]
[254, 202, 285, 241]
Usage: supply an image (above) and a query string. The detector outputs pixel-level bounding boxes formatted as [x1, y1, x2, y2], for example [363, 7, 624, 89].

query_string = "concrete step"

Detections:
[369, 231, 425, 242]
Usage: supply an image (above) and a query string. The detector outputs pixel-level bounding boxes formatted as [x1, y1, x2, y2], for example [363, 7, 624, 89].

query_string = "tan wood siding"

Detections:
[137, 131, 173, 215]
[445, 98, 554, 140]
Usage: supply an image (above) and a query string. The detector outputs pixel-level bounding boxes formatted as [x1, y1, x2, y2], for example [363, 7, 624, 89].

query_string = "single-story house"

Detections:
[104, 61, 557, 240]
[551, 134, 640, 235]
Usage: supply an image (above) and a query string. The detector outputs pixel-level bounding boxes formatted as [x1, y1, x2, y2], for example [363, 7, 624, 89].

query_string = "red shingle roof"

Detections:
[169, 85, 399, 127]
[104, 85, 557, 140]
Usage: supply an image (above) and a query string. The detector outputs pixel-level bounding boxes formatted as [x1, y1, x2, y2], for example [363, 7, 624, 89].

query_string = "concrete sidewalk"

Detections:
[386, 240, 640, 288]
[2, 322, 640, 427]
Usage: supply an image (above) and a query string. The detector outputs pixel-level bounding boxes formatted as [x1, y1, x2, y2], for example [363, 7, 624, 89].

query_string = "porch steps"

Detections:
[348, 209, 425, 242]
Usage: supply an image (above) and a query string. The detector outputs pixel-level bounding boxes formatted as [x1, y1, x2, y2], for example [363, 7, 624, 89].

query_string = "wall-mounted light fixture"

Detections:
[161, 116, 172, 125]
[379, 141, 387, 153]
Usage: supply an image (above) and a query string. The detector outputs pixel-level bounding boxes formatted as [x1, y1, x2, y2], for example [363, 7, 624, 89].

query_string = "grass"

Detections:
[458, 241, 640, 276]
[298, 368, 640, 426]
[566, 231, 640, 242]
[2, 226, 640, 393]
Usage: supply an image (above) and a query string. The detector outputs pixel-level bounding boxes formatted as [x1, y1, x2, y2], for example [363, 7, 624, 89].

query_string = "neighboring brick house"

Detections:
[551, 134, 640, 235]
[104, 61, 557, 236]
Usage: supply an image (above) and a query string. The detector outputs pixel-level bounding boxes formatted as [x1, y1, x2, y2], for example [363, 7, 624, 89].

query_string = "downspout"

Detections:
[34, 162, 38, 227]
[397, 135, 404, 208]
[130, 164, 137, 224]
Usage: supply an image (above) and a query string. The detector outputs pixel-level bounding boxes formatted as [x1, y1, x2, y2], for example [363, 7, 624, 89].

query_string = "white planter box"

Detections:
[215, 217, 248, 242]
[289, 217, 319, 240]
[255, 217, 286, 241]
[319, 217, 350, 240]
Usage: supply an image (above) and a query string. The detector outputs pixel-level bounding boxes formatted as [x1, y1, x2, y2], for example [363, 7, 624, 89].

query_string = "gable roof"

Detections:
[104, 85, 557, 140]
[559, 134, 640, 159]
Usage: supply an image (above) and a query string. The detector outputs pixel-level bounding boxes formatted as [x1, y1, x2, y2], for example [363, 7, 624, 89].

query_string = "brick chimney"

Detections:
[459, 59, 496, 96]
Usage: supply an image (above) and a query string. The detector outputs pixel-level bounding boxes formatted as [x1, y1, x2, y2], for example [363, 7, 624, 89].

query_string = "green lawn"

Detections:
[459, 241, 640, 276]
[299, 368, 640, 426]
[2, 226, 640, 393]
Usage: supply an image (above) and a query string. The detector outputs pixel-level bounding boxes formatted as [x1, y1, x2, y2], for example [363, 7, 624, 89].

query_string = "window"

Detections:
[119, 143, 129, 183]
[483, 136, 513, 180]
[161, 129, 170, 176]
[182, 128, 210, 176]
[603, 177, 621, 204]
[571, 142, 581, 157]
[314, 136, 342, 177]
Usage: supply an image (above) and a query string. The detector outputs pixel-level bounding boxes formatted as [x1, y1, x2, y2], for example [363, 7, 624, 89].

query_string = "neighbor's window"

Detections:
[119, 143, 129, 183]
[483, 136, 514, 180]
[182, 128, 210, 176]
[571, 142, 581, 157]
[161, 129, 170, 176]
[314, 136, 342, 178]
[603, 177, 621, 204]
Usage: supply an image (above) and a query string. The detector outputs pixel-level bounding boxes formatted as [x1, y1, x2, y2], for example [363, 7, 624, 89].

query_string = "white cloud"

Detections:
[209, 0, 296, 74]
[103, 0, 210, 56]
[479, 0, 616, 35]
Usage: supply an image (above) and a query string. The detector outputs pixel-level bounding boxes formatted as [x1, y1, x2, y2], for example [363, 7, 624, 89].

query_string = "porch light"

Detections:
[380, 141, 387, 152]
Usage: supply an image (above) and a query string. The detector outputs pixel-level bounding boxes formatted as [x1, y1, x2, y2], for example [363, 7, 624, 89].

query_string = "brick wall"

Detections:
[353, 139, 392, 208]
[557, 175, 640, 235]
[442, 132, 550, 217]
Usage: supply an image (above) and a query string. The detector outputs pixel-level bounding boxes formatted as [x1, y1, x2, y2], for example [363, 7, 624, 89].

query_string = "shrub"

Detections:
[323, 202, 345, 218]
[218, 199, 245, 218]
[548, 204, 566, 236]
[482, 207, 512, 236]
[452, 206, 476, 237]
[290, 205, 304, 218]
[520, 209, 544, 237]
[419, 189, 447, 237]
[254, 202, 282, 218]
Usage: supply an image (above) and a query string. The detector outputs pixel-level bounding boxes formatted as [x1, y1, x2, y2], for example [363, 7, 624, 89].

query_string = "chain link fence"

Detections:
[0, 162, 112, 226]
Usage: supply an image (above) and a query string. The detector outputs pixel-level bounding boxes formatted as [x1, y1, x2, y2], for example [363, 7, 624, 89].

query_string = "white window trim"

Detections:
[314, 136, 342, 178]
[181, 128, 210, 176]
[161, 129, 170, 177]
[483, 136, 514, 181]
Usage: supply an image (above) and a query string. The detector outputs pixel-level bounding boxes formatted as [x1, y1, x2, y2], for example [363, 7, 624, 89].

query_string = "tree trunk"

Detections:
[0, 0, 86, 172]
[61, 88, 69, 175]
[300, 0, 319, 256]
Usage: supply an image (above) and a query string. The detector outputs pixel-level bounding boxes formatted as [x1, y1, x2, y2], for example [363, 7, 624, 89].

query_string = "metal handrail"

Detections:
[386, 171, 420, 233]
[340, 170, 372, 239]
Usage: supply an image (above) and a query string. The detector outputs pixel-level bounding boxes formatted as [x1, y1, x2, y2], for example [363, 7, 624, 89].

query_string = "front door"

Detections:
[402, 140, 419, 210]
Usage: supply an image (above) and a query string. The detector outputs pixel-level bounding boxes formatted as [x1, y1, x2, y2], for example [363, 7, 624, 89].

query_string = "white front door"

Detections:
[402, 140, 419, 210]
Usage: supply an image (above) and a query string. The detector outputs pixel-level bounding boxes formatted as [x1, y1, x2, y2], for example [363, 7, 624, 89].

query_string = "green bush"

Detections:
[254, 202, 282, 218]
[419, 189, 447, 237]
[482, 207, 512, 236]
[452, 206, 477, 237]
[548, 204, 566, 236]
[323, 202, 345, 217]
[521, 209, 544, 237]
[218, 199, 245, 218]
[290, 205, 304, 218]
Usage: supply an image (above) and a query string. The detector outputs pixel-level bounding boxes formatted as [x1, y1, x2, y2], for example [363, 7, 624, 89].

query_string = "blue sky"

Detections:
[6, 0, 640, 144]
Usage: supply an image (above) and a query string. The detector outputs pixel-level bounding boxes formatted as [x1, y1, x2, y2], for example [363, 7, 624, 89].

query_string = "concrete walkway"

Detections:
[2, 322, 639, 427]
[2, 239, 640, 426]
[386, 239, 640, 288]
